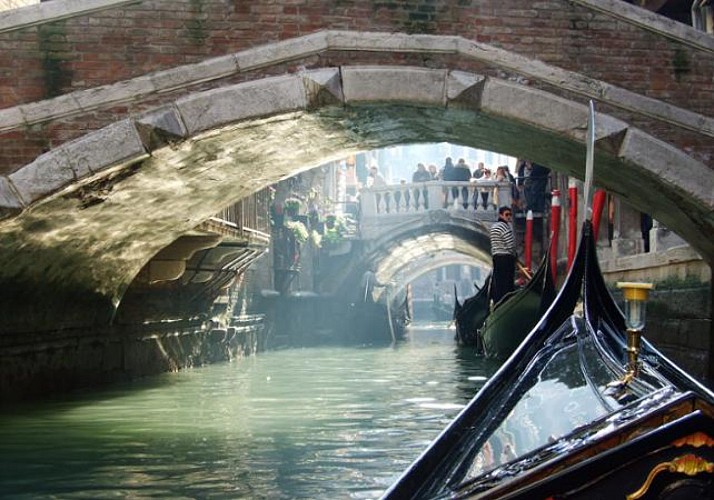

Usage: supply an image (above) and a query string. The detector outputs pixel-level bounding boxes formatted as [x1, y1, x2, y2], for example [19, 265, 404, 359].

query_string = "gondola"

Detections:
[381, 219, 714, 499]
[453, 251, 555, 358]
[453, 275, 491, 346]
[478, 252, 556, 358]
[381, 102, 714, 499]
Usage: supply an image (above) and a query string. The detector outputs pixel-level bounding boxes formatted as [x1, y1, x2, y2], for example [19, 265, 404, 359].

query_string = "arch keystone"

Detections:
[342, 67, 447, 105]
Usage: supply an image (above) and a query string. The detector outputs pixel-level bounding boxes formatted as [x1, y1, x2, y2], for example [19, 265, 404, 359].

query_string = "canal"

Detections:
[0, 323, 501, 499]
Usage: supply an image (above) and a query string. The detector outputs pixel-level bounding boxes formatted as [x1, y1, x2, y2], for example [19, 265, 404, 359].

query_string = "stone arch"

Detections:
[1, 64, 713, 331]
[325, 218, 493, 305]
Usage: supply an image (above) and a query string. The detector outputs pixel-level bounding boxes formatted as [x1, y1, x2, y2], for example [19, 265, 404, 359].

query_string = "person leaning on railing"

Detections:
[412, 163, 432, 182]
[475, 168, 493, 210]
[453, 159, 473, 209]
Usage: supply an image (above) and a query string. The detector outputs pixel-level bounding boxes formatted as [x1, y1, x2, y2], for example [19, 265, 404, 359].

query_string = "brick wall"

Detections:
[1, 0, 713, 173]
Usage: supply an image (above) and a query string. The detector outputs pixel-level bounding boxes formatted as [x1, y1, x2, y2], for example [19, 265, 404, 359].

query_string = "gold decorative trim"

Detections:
[627, 454, 714, 500]
[672, 432, 714, 448]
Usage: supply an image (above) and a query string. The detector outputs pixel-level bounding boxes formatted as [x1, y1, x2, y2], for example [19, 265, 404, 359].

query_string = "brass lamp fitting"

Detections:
[616, 282, 654, 380]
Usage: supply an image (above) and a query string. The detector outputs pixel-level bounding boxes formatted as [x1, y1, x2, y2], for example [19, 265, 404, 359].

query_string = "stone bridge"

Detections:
[0, 0, 713, 397]
[319, 180, 505, 302]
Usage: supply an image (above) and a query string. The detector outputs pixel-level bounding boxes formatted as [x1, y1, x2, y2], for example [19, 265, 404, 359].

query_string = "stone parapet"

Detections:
[600, 244, 711, 284]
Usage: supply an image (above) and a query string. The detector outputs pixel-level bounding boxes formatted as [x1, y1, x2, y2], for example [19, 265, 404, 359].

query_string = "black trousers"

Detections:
[491, 254, 516, 304]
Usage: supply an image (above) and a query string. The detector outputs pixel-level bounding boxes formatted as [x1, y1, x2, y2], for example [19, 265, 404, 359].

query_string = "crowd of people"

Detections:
[367, 156, 550, 215]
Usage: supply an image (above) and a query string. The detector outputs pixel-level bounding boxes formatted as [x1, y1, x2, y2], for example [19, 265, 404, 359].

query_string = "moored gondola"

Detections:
[453, 275, 491, 346]
[453, 252, 555, 358]
[477, 252, 556, 358]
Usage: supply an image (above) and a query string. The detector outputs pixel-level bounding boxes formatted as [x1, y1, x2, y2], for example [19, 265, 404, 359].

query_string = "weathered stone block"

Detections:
[235, 31, 328, 71]
[8, 151, 76, 205]
[342, 66, 446, 105]
[0, 176, 23, 211]
[19, 93, 80, 127]
[446, 70, 486, 108]
[150, 55, 238, 93]
[73, 76, 156, 111]
[57, 119, 148, 177]
[135, 106, 189, 151]
[650, 287, 711, 318]
[302, 68, 343, 108]
[329, 31, 457, 54]
[681, 319, 712, 351]
[620, 128, 713, 209]
[0, 106, 25, 133]
[176, 75, 308, 135]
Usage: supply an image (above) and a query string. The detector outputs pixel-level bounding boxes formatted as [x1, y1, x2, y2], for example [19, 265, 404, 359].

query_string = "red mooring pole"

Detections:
[550, 189, 561, 283]
[591, 189, 607, 242]
[567, 179, 578, 271]
[524, 209, 533, 273]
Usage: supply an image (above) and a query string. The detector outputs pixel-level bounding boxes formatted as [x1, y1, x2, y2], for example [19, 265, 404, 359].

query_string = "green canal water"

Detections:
[0, 324, 500, 499]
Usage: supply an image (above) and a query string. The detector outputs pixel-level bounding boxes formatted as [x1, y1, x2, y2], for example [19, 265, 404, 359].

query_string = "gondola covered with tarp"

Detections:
[381, 221, 714, 499]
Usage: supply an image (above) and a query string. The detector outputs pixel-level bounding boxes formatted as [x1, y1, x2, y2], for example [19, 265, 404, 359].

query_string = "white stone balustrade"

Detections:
[360, 180, 512, 218]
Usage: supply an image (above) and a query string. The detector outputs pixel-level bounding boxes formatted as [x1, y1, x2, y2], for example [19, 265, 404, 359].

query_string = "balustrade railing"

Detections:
[360, 181, 513, 218]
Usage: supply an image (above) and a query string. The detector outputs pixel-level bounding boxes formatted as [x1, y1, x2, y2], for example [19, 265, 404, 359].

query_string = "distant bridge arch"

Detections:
[323, 215, 493, 304]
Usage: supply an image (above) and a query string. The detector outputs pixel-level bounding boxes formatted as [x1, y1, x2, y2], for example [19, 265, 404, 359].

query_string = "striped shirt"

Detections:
[490, 220, 516, 257]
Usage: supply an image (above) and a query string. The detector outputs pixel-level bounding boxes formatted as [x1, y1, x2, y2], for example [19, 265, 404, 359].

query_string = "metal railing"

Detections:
[202, 188, 272, 244]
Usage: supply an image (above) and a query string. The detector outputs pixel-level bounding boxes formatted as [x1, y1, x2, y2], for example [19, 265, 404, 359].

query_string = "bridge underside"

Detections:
[0, 65, 712, 336]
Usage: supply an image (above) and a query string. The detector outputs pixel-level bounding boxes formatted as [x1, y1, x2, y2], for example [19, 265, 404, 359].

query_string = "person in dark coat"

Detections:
[411, 163, 432, 182]
[453, 158, 472, 208]
[440, 157, 456, 207]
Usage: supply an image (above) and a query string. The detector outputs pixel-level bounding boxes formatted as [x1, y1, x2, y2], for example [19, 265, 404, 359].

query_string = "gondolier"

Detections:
[489, 206, 517, 304]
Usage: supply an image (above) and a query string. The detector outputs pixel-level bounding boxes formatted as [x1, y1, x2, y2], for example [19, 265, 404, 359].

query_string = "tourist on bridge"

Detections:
[411, 163, 432, 210]
[489, 206, 517, 304]
[428, 164, 439, 180]
[475, 168, 493, 210]
[525, 162, 550, 213]
[453, 158, 473, 209]
[440, 157, 456, 207]
[473, 162, 485, 179]
[367, 165, 387, 188]
[412, 163, 432, 182]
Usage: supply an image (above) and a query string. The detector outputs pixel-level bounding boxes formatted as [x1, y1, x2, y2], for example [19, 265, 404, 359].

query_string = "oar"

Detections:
[583, 100, 596, 221]
[517, 261, 533, 281]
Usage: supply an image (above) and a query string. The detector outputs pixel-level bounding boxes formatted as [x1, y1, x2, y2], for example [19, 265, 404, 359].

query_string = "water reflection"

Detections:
[0, 323, 500, 499]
